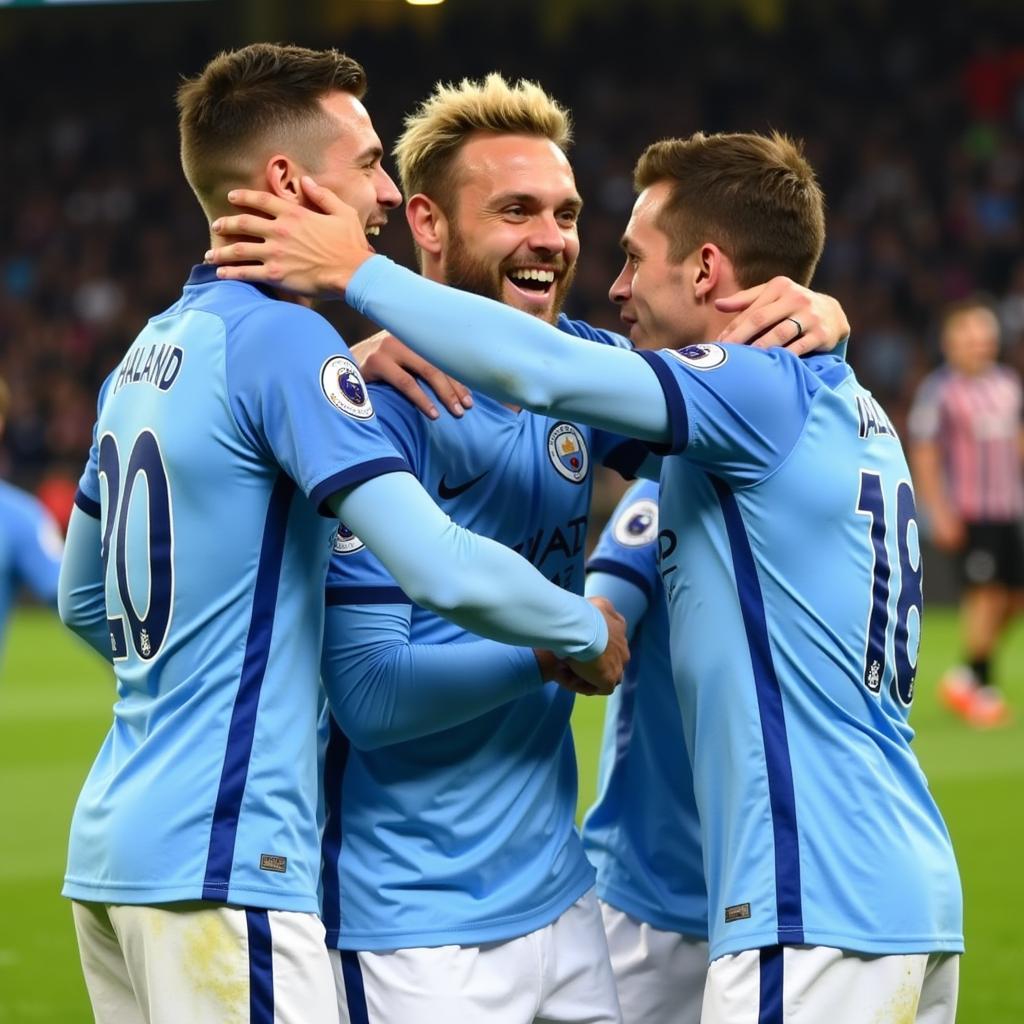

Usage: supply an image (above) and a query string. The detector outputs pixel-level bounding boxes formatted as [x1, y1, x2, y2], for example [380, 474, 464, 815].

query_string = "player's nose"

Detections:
[528, 212, 567, 256]
[609, 263, 631, 304]
[376, 166, 402, 209]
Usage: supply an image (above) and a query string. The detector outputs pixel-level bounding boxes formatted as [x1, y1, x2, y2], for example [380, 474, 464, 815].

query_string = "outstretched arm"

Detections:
[330, 471, 628, 693]
[323, 600, 567, 750]
[207, 182, 672, 444]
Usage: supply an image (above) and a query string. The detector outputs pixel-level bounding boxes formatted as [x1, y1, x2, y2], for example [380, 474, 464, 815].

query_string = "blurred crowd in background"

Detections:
[2, 0, 1023, 531]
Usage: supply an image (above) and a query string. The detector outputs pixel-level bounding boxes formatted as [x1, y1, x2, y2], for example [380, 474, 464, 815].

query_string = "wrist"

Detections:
[335, 252, 375, 298]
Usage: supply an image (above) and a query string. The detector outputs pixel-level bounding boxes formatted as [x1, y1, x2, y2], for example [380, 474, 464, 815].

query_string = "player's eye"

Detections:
[558, 209, 579, 226]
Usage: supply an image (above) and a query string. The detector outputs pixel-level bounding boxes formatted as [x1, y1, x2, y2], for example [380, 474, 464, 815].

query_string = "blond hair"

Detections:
[634, 131, 825, 287]
[394, 73, 572, 217]
[177, 43, 367, 215]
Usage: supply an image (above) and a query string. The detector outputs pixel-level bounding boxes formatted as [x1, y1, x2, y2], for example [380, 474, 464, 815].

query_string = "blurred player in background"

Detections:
[55, 44, 626, 1024]
[207, 127, 965, 1023]
[582, 479, 707, 1024]
[0, 376, 63, 658]
[909, 298, 1023, 727]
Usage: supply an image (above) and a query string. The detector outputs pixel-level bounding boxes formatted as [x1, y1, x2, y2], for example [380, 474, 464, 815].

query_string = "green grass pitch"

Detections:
[1, 607, 1022, 1022]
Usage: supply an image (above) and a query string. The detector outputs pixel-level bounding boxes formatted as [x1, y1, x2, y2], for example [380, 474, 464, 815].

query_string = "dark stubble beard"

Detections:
[444, 224, 577, 326]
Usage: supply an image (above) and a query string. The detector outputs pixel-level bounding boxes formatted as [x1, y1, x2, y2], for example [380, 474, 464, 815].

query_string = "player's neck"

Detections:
[206, 229, 312, 308]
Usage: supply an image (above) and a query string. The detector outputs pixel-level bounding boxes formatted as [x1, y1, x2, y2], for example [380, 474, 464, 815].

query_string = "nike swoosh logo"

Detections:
[438, 470, 490, 500]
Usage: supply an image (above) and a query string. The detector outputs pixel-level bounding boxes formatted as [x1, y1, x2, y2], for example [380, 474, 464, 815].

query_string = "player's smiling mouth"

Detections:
[505, 267, 557, 300]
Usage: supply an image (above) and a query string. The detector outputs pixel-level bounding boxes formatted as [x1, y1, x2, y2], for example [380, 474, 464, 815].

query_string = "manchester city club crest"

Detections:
[547, 422, 589, 484]
[667, 343, 729, 371]
[321, 356, 374, 419]
[612, 497, 659, 547]
[332, 523, 365, 555]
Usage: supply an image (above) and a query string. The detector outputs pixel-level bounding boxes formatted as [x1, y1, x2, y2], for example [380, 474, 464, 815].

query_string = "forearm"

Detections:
[322, 603, 542, 749]
[347, 257, 671, 443]
[58, 506, 113, 660]
[331, 472, 607, 660]
[585, 571, 649, 640]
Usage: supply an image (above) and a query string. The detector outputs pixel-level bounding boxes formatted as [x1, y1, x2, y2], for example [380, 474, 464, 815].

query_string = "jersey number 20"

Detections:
[99, 430, 174, 661]
[857, 471, 922, 705]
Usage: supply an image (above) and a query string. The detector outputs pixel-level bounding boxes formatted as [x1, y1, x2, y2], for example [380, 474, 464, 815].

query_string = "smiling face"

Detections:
[609, 181, 704, 350]
[440, 133, 581, 323]
[312, 91, 402, 240]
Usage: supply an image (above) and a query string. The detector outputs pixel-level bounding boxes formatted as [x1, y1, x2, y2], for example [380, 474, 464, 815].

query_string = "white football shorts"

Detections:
[332, 888, 622, 1024]
[701, 944, 959, 1024]
[72, 899, 339, 1024]
[599, 900, 707, 1024]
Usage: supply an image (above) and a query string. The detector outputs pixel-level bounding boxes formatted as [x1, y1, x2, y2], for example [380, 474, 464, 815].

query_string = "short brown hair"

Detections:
[634, 131, 825, 287]
[394, 73, 571, 219]
[177, 43, 367, 213]
[0, 376, 9, 422]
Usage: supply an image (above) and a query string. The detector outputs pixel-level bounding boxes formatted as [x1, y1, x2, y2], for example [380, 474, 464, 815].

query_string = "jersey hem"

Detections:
[708, 928, 966, 961]
[327, 871, 595, 951]
[596, 884, 708, 940]
[62, 879, 320, 914]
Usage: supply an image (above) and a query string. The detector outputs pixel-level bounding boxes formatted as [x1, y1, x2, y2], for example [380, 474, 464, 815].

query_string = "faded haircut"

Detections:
[394, 73, 572, 219]
[634, 131, 825, 287]
[177, 43, 367, 215]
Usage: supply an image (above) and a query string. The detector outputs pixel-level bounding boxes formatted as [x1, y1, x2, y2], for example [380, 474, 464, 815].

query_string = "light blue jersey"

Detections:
[0, 480, 62, 651]
[636, 343, 963, 958]
[581, 479, 707, 940]
[320, 316, 646, 951]
[63, 265, 408, 912]
[344, 256, 964, 961]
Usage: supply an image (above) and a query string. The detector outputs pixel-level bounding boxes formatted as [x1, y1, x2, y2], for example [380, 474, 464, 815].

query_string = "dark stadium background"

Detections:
[1, 1, 1023, 1021]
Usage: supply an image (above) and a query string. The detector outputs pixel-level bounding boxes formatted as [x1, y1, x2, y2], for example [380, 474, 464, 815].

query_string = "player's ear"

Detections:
[264, 155, 303, 203]
[693, 243, 724, 301]
[406, 193, 446, 257]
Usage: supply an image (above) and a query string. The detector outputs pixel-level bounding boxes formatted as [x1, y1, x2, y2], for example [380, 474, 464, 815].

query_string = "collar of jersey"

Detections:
[186, 264, 278, 301]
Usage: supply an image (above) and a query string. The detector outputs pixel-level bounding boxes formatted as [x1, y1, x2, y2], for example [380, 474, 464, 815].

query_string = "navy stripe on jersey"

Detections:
[603, 438, 650, 479]
[325, 584, 411, 607]
[74, 488, 101, 519]
[245, 909, 275, 1024]
[758, 945, 784, 1024]
[586, 557, 655, 601]
[711, 475, 804, 944]
[340, 950, 370, 1024]
[203, 474, 296, 900]
[310, 457, 410, 516]
[638, 350, 689, 454]
[321, 716, 351, 946]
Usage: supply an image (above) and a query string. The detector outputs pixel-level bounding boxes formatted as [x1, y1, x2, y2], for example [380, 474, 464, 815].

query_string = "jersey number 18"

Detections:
[857, 471, 922, 706]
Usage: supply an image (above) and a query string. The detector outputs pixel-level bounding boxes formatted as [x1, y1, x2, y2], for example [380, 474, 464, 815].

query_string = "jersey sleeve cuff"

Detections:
[325, 584, 411, 606]
[310, 457, 412, 517]
[585, 558, 655, 601]
[637, 350, 689, 454]
[74, 488, 102, 520]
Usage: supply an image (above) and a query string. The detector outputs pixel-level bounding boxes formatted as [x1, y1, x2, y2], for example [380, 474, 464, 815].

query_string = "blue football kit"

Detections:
[582, 479, 707, 941]
[344, 256, 964, 961]
[58, 266, 610, 915]
[0, 480, 62, 651]
[319, 315, 647, 951]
